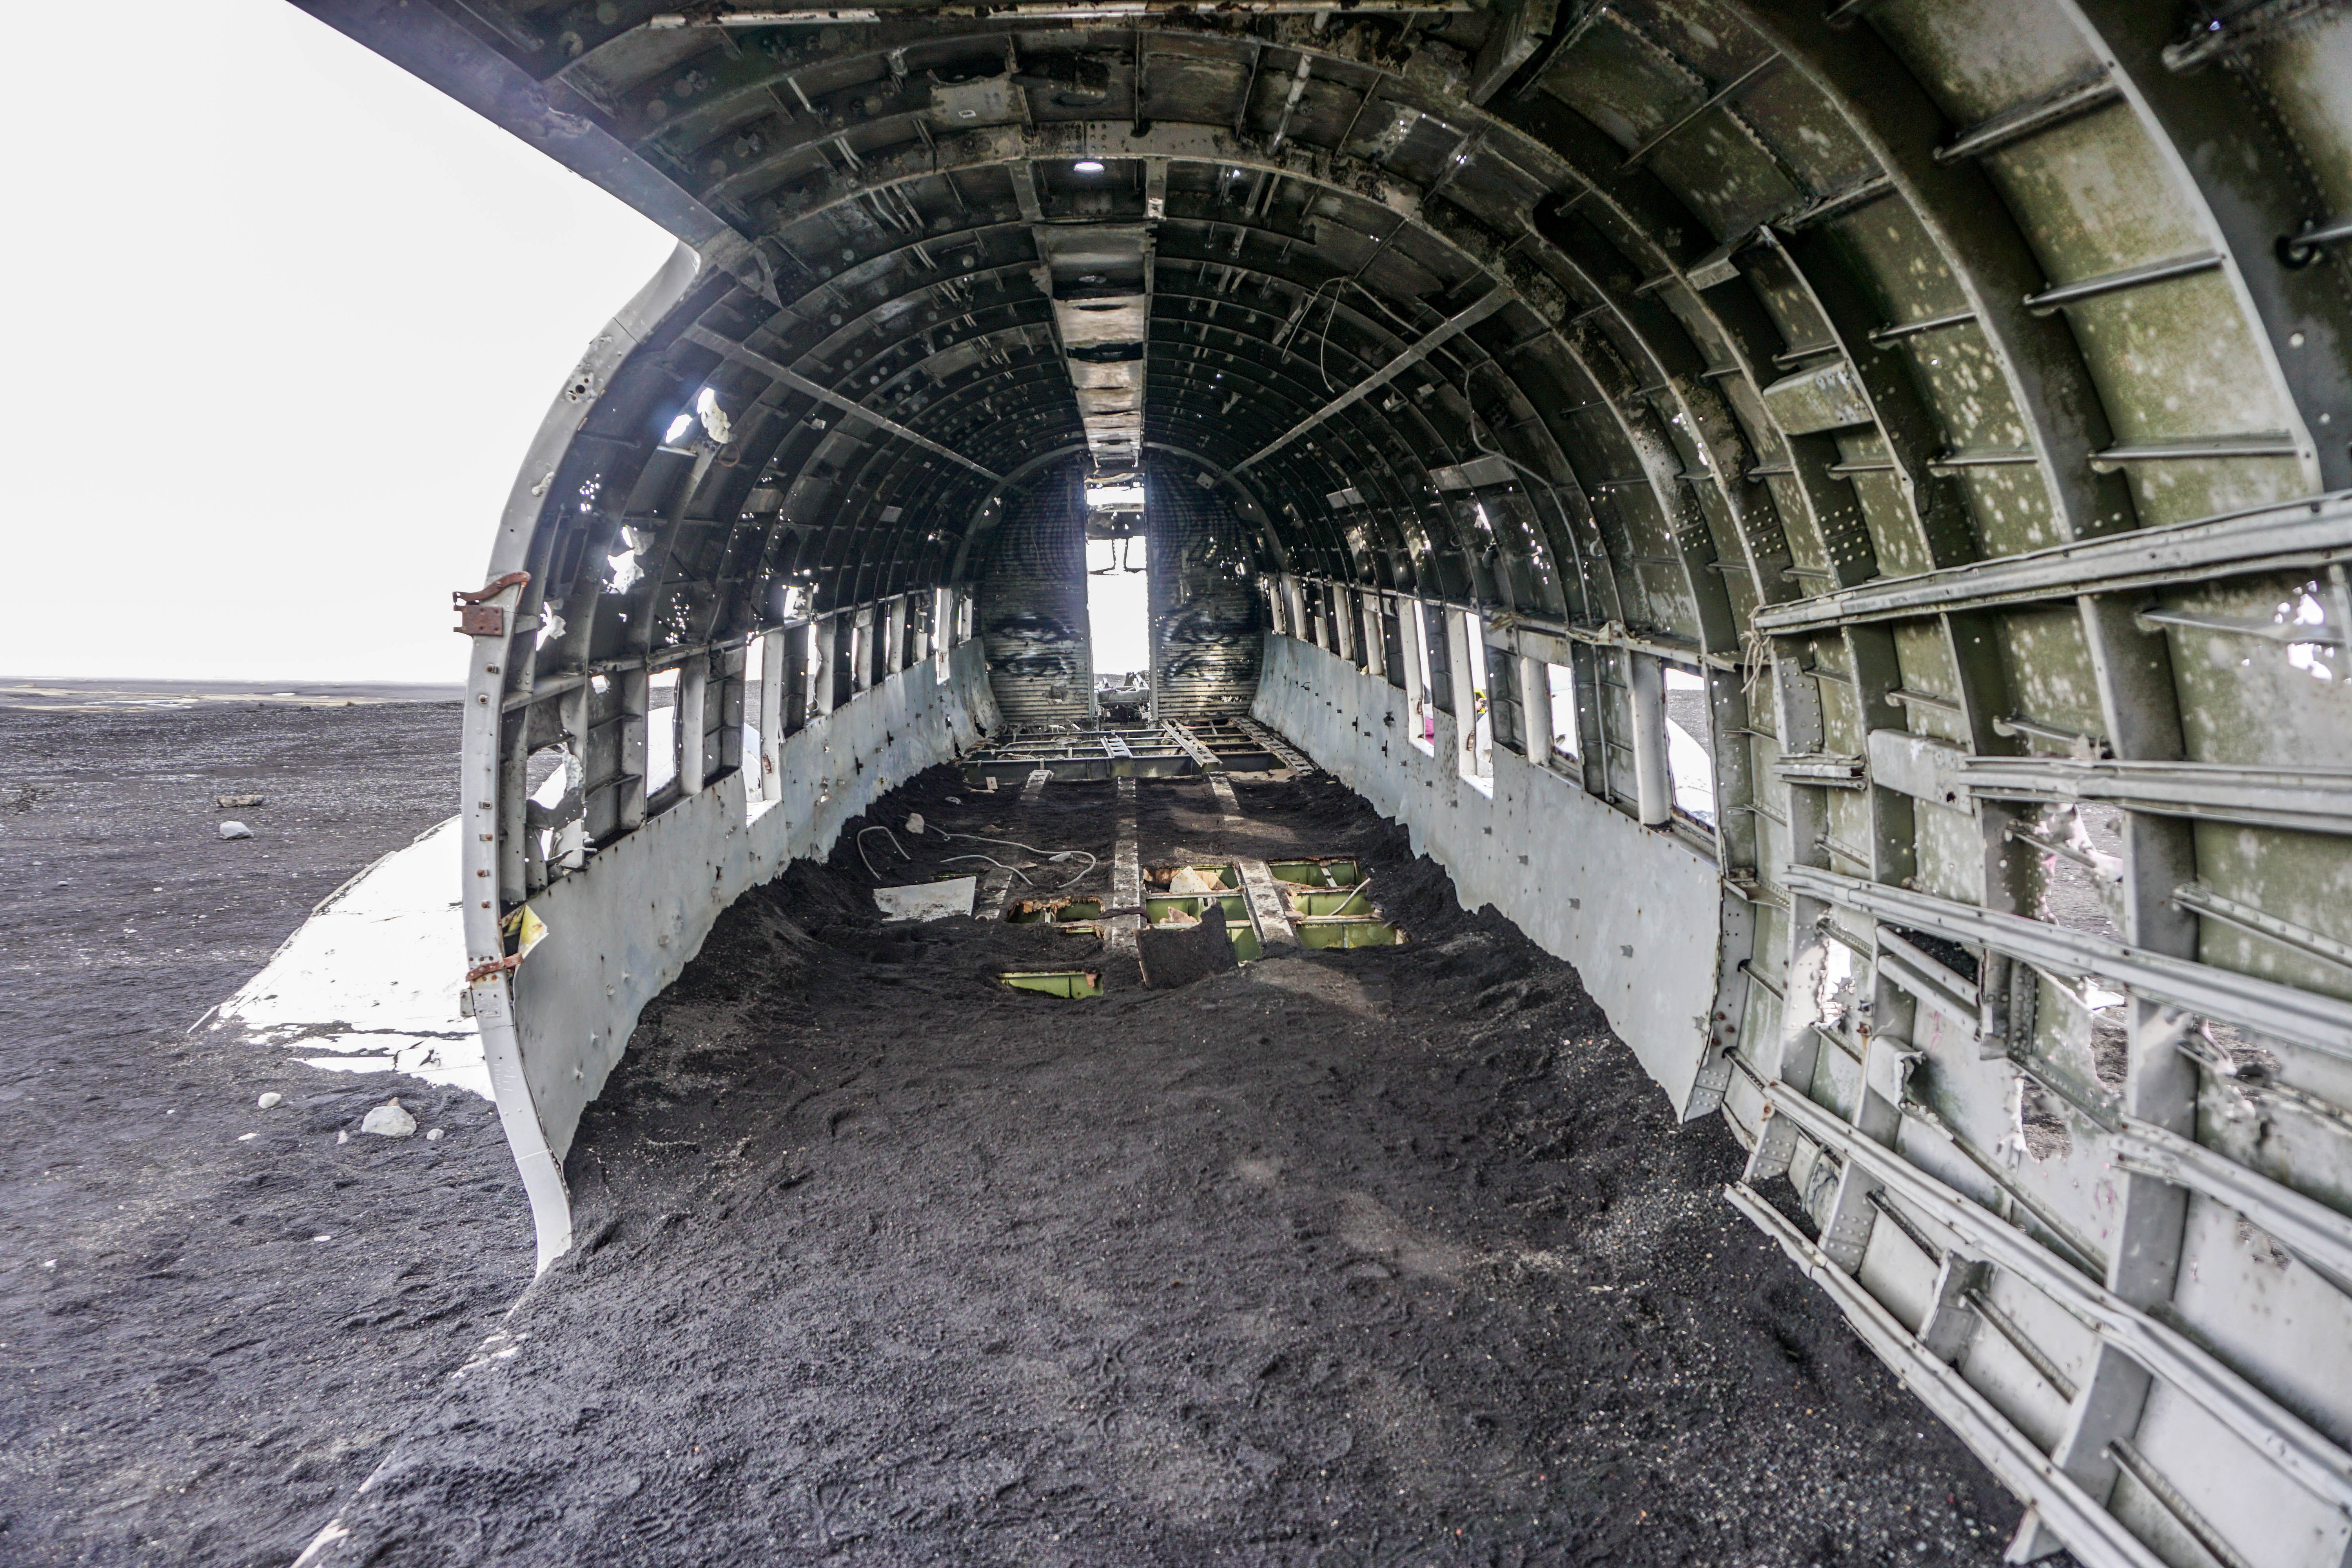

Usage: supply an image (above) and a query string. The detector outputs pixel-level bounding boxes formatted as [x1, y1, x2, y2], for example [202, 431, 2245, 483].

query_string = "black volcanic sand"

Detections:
[0, 702, 529, 1567]
[307, 765, 2026, 1568]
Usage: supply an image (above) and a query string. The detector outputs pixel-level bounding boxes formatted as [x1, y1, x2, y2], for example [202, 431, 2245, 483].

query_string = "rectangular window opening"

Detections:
[1423, 608, 1453, 716]
[1404, 601, 1436, 755]
[524, 741, 584, 881]
[1664, 664, 1716, 827]
[741, 634, 768, 813]
[804, 621, 828, 720]
[1545, 661, 1580, 766]
[832, 618, 857, 709]
[933, 586, 955, 683]
[645, 666, 680, 799]
[1459, 612, 1495, 796]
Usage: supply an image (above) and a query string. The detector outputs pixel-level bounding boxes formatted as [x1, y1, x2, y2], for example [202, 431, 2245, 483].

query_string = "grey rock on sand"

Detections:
[360, 1100, 417, 1138]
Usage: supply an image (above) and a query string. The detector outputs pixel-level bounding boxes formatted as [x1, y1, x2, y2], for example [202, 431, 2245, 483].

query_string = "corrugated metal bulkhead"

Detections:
[1146, 459, 1263, 722]
[979, 458, 1093, 725]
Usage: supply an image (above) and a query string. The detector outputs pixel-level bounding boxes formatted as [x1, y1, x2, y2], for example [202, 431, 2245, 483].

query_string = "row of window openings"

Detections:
[525, 588, 974, 870]
[1284, 589, 1713, 829]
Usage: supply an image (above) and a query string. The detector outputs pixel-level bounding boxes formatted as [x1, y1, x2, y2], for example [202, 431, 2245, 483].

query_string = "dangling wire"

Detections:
[856, 824, 911, 879]
[935, 831, 1098, 891]
[1315, 275, 1348, 396]
[861, 821, 1098, 892]
[942, 853, 1034, 886]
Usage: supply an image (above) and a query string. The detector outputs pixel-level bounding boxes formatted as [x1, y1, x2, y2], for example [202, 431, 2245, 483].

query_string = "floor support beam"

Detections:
[1234, 857, 1298, 947]
[1108, 778, 1141, 958]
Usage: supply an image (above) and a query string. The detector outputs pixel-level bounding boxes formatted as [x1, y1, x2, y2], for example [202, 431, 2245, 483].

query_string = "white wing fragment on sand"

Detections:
[207, 815, 492, 1098]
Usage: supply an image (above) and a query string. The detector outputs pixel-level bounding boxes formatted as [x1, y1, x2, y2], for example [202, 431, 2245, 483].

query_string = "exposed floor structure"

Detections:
[959, 719, 1294, 788]
[303, 765, 2024, 1566]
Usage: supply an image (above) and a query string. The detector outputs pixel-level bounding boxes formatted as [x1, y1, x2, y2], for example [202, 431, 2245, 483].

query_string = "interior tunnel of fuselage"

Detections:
[296, 5, 2352, 1564]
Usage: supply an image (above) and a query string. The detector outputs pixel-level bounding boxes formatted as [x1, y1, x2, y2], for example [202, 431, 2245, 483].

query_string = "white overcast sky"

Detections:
[0, 1, 673, 685]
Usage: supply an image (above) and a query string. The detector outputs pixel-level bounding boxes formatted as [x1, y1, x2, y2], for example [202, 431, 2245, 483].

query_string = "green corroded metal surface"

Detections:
[1000, 969, 1104, 998]
[1294, 916, 1407, 948]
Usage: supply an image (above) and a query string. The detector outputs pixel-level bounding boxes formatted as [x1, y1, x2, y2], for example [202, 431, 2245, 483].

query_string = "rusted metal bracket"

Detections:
[453, 571, 531, 637]
[454, 571, 531, 604]
[464, 953, 523, 984]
